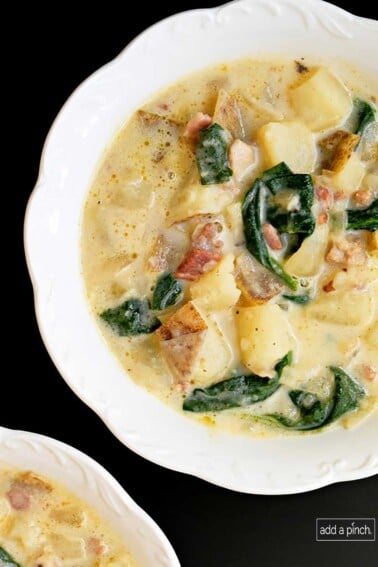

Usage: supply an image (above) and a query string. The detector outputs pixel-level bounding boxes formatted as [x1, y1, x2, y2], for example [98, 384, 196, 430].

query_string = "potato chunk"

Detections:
[156, 301, 232, 384]
[290, 67, 352, 131]
[362, 172, 378, 192]
[229, 139, 256, 181]
[190, 253, 240, 311]
[196, 317, 233, 385]
[225, 202, 244, 243]
[330, 152, 365, 195]
[236, 304, 293, 377]
[257, 121, 316, 173]
[285, 224, 329, 277]
[169, 184, 233, 224]
[307, 290, 374, 326]
[365, 321, 378, 349]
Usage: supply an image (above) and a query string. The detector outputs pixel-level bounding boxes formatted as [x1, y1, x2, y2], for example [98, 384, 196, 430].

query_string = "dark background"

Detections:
[10, 1, 377, 566]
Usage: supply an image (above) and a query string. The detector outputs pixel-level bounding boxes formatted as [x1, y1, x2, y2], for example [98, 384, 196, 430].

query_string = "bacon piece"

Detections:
[353, 188, 373, 206]
[183, 112, 212, 139]
[175, 249, 221, 281]
[318, 212, 329, 225]
[262, 223, 283, 250]
[323, 279, 335, 292]
[192, 222, 223, 250]
[326, 238, 367, 266]
[316, 185, 332, 209]
[362, 364, 377, 381]
[6, 485, 31, 511]
[175, 222, 223, 281]
[88, 537, 108, 556]
[333, 190, 345, 201]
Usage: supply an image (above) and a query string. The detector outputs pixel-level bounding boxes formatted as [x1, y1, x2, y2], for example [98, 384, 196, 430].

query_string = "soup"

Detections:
[0, 466, 136, 566]
[82, 57, 377, 435]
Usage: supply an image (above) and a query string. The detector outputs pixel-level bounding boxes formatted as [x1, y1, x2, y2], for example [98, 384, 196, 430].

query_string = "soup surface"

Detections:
[82, 57, 378, 436]
[0, 466, 136, 566]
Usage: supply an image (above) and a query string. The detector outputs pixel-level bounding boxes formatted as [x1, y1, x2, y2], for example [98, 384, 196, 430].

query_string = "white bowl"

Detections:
[0, 427, 180, 566]
[25, 0, 378, 494]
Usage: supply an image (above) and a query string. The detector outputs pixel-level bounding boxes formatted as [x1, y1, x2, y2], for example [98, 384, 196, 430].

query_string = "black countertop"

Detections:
[10, 2, 377, 566]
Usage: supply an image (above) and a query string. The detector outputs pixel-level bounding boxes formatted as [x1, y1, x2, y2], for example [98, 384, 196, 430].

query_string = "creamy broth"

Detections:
[0, 466, 136, 566]
[82, 57, 378, 436]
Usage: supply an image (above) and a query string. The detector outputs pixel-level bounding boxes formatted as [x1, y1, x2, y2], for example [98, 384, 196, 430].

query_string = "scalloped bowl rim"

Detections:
[24, 0, 378, 495]
[0, 427, 180, 566]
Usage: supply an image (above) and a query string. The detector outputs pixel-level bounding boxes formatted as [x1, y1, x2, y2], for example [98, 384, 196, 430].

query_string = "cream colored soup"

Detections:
[0, 467, 136, 566]
[82, 57, 378, 436]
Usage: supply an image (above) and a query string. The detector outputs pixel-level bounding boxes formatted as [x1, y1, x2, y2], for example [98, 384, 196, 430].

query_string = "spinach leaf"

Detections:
[152, 273, 183, 311]
[347, 199, 378, 232]
[100, 298, 161, 336]
[353, 98, 376, 136]
[183, 352, 292, 413]
[266, 171, 315, 252]
[267, 367, 365, 431]
[282, 294, 311, 305]
[0, 548, 21, 567]
[196, 123, 232, 185]
[328, 366, 366, 423]
[242, 162, 317, 290]
[242, 179, 298, 290]
[270, 398, 334, 431]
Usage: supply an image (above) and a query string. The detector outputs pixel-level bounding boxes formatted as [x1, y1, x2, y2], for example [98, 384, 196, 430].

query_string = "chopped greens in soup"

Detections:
[82, 58, 378, 436]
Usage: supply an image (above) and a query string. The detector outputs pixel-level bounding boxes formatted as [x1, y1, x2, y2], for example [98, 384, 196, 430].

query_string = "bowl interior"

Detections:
[24, 0, 378, 494]
[0, 428, 179, 566]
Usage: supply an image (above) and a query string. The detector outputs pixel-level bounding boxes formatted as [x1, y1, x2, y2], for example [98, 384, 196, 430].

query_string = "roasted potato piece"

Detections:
[235, 252, 283, 304]
[213, 89, 244, 138]
[157, 301, 232, 383]
[160, 331, 207, 381]
[156, 301, 207, 340]
[367, 231, 378, 252]
[320, 130, 360, 172]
